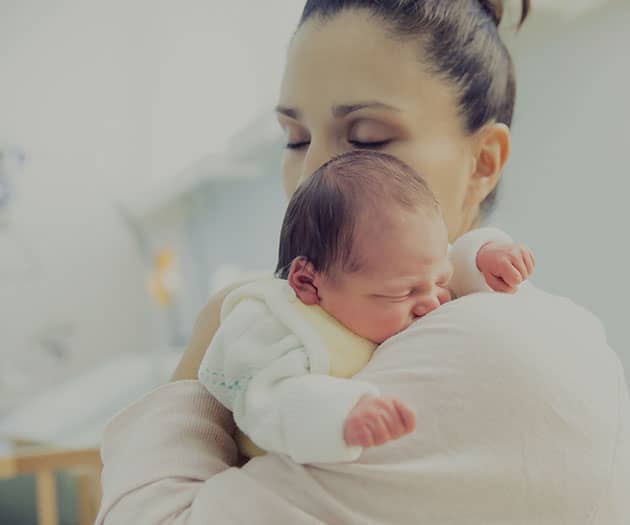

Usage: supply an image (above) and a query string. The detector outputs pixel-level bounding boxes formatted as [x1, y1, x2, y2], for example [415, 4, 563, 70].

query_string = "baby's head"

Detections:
[276, 151, 453, 344]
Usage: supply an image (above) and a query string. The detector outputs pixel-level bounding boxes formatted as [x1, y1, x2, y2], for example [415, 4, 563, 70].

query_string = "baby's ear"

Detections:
[288, 257, 320, 305]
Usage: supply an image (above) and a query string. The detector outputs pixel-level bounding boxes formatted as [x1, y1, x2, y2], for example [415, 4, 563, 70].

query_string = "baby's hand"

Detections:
[476, 241, 536, 294]
[344, 396, 416, 448]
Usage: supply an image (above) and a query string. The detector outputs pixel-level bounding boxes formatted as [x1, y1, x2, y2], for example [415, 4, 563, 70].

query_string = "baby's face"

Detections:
[316, 208, 453, 344]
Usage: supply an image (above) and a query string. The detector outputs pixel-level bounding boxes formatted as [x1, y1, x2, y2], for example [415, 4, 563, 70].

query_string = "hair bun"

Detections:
[478, 0, 530, 28]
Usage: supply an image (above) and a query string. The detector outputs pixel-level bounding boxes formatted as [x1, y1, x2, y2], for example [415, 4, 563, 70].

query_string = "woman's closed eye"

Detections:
[348, 120, 396, 149]
[287, 138, 390, 150]
[280, 120, 310, 150]
[286, 140, 310, 150]
[349, 139, 391, 149]
[280, 116, 398, 151]
[286, 138, 392, 151]
[285, 133, 310, 150]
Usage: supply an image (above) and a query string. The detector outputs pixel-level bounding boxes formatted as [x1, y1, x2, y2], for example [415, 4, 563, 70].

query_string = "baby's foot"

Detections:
[344, 396, 416, 448]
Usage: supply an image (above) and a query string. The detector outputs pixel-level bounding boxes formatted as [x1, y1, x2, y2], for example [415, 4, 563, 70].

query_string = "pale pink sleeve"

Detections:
[96, 380, 322, 524]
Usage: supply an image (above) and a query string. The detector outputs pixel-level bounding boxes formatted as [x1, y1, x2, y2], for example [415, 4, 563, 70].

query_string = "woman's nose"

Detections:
[302, 141, 343, 181]
[413, 297, 440, 318]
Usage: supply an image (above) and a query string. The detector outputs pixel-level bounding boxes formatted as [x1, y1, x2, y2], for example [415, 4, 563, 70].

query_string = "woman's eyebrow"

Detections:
[275, 101, 401, 120]
[275, 105, 300, 119]
[332, 102, 400, 118]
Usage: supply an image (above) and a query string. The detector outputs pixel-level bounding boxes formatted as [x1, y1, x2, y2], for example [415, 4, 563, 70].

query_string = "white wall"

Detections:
[0, 0, 152, 398]
[0, 0, 305, 404]
[151, 0, 303, 180]
[494, 0, 630, 374]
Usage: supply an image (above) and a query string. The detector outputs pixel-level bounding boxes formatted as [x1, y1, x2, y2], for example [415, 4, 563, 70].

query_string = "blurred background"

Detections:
[0, 0, 628, 523]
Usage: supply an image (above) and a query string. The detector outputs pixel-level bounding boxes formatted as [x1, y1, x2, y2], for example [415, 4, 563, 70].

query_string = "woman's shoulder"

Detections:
[370, 284, 620, 405]
[439, 284, 607, 348]
[444, 285, 614, 373]
[355, 286, 629, 520]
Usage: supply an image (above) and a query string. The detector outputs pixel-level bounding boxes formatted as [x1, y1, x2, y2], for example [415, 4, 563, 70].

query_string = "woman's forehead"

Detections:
[278, 10, 446, 116]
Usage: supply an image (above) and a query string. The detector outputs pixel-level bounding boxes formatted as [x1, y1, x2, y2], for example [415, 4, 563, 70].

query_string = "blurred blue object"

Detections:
[0, 145, 25, 212]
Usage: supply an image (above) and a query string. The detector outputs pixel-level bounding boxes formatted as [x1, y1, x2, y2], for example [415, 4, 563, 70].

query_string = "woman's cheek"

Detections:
[382, 143, 415, 171]
[388, 147, 469, 238]
[281, 154, 301, 198]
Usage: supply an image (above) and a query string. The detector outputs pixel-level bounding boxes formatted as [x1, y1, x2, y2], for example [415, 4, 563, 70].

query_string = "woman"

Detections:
[97, 1, 630, 523]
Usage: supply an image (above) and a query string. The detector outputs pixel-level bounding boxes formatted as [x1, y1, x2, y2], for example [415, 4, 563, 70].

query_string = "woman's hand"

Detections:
[171, 282, 246, 381]
[476, 242, 536, 294]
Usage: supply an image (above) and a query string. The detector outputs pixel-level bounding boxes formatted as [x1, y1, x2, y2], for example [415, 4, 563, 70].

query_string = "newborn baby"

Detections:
[199, 151, 534, 463]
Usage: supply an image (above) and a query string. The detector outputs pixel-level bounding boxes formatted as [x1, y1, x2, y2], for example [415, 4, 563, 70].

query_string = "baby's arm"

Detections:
[239, 355, 414, 462]
[448, 227, 535, 298]
[199, 298, 413, 464]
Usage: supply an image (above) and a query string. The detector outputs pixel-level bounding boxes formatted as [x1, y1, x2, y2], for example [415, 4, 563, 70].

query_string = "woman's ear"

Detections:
[287, 257, 320, 305]
[471, 122, 511, 201]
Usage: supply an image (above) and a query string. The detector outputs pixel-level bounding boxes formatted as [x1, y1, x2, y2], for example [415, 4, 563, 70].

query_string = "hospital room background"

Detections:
[1, 1, 629, 524]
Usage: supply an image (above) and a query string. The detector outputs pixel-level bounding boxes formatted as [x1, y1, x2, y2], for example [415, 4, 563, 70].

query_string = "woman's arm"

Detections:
[99, 283, 330, 524]
[96, 381, 324, 524]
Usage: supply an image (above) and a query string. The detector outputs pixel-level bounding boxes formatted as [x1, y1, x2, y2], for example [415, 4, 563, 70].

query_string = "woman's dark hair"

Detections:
[298, 0, 530, 214]
[276, 150, 439, 279]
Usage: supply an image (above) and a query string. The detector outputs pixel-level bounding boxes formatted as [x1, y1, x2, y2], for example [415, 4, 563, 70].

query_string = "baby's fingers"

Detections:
[392, 399, 416, 435]
[373, 399, 409, 442]
[344, 419, 371, 447]
[499, 259, 523, 287]
[522, 247, 535, 275]
[508, 252, 529, 282]
[369, 416, 392, 446]
[485, 272, 516, 294]
[486, 273, 511, 293]
[376, 402, 404, 440]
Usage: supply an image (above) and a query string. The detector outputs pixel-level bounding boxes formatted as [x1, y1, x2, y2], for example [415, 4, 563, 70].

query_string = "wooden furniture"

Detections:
[0, 444, 101, 525]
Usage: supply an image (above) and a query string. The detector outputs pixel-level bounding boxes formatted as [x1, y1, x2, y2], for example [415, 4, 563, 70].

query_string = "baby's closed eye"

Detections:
[373, 291, 411, 302]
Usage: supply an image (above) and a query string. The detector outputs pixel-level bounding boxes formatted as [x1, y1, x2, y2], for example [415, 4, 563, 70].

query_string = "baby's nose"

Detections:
[413, 297, 440, 318]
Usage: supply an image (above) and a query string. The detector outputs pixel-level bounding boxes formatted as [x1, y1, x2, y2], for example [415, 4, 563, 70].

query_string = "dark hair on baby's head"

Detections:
[276, 150, 439, 279]
[298, 0, 530, 215]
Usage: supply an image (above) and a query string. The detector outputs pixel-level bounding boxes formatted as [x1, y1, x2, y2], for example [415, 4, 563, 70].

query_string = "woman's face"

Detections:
[277, 10, 494, 240]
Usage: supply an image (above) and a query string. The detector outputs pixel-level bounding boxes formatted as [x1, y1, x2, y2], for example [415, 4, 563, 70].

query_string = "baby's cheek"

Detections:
[354, 310, 387, 343]
[378, 306, 411, 340]
[437, 287, 452, 304]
